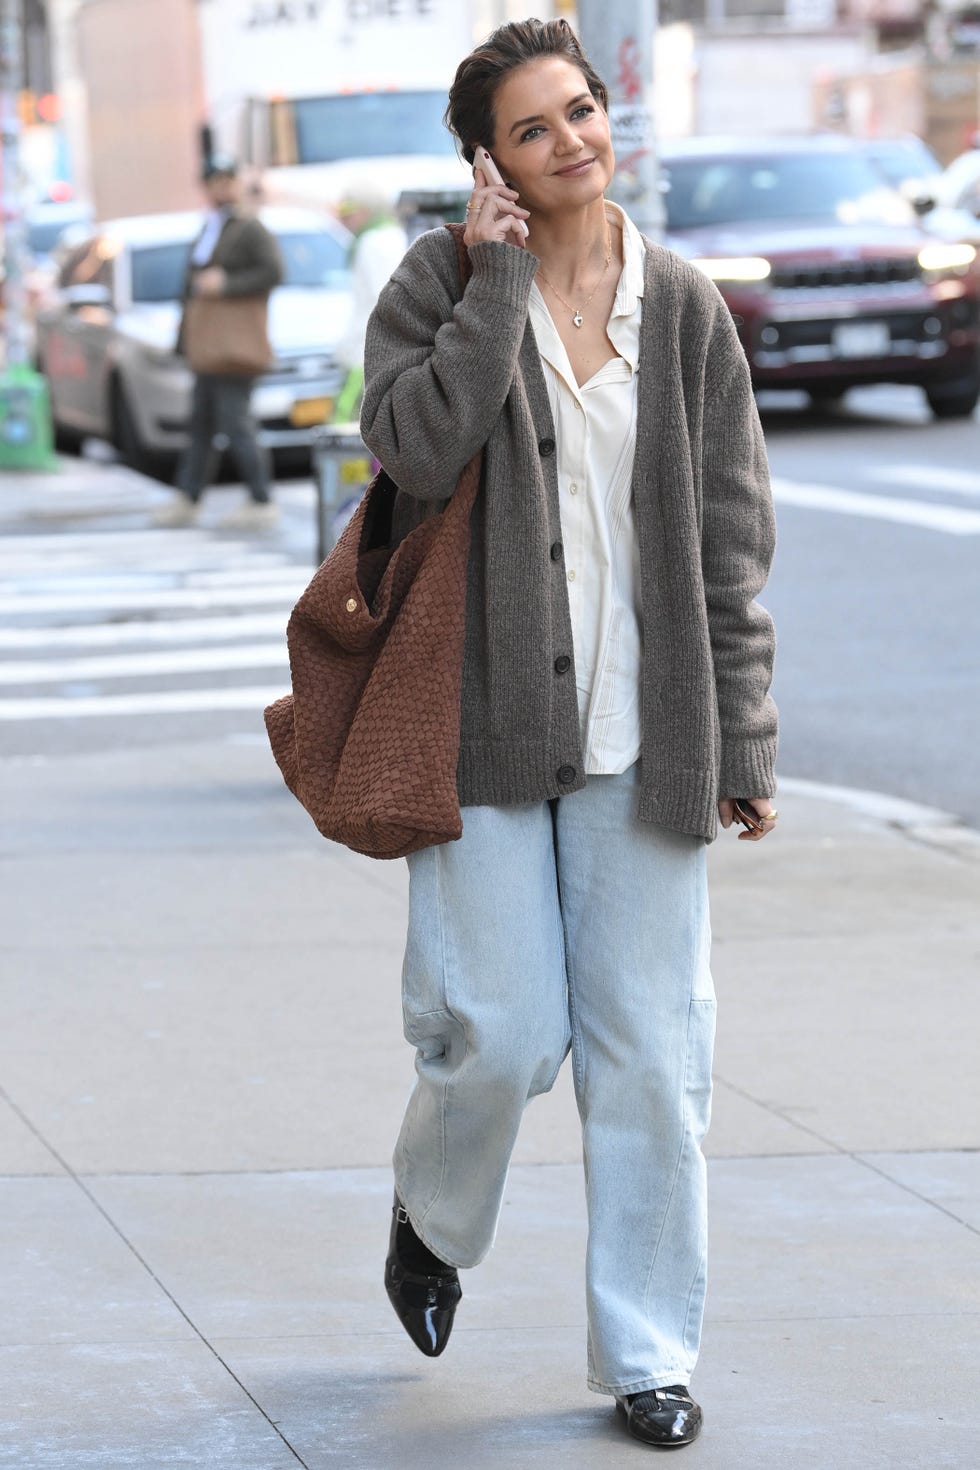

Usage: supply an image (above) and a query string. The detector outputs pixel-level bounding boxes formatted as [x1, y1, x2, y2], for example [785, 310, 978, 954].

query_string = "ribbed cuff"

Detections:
[719, 737, 778, 802]
[465, 240, 540, 311]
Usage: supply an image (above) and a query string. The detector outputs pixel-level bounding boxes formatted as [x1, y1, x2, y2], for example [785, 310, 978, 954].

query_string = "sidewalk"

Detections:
[1, 732, 978, 1469]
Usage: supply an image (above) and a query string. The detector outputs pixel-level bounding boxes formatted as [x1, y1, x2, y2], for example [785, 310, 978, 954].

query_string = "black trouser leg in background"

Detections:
[213, 374, 272, 504]
[176, 373, 219, 503]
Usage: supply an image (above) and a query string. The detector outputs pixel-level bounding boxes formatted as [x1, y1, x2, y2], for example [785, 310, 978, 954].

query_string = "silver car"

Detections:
[35, 206, 353, 475]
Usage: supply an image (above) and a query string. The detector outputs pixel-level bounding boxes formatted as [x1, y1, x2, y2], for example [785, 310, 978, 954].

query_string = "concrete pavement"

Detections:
[2, 446, 979, 1466]
[2, 725, 979, 1469]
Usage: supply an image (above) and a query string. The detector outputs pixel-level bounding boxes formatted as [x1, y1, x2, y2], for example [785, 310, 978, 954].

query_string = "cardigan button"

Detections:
[550, 541, 563, 562]
[538, 436, 556, 457]
[557, 764, 577, 785]
[345, 597, 358, 613]
[554, 655, 571, 674]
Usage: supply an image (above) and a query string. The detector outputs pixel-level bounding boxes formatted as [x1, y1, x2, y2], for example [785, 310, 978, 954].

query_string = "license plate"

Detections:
[832, 322, 890, 359]
[289, 396, 333, 428]
[340, 457, 372, 485]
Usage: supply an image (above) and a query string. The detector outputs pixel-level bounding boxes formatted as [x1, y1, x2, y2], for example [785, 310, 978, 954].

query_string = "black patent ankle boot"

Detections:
[384, 1194, 462, 1358]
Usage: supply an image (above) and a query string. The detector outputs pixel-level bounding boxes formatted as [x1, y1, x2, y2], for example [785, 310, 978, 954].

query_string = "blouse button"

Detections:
[567, 569, 576, 582]
[569, 482, 579, 495]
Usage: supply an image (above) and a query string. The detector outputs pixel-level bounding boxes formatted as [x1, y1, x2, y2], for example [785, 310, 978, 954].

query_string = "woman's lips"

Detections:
[553, 157, 596, 177]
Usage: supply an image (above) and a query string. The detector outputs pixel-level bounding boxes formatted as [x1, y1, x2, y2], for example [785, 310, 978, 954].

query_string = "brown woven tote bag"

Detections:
[264, 224, 478, 860]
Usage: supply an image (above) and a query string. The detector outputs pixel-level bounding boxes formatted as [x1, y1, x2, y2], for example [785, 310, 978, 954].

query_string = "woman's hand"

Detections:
[718, 797, 778, 842]
[463, 167, 530, 250]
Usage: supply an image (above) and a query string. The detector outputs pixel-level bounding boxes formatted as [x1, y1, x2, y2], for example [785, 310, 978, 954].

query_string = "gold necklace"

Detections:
[536, 230, 613, 328]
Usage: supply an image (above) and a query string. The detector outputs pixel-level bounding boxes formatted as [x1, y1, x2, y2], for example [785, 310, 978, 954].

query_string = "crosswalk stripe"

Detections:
[0, 613, 289, 650]
[771, 478, 980, 535]
[0, 687, 288, 721]
[0, 643, 288, 685]
[0, 579, 308, 615]
[864, 465, 980, 500]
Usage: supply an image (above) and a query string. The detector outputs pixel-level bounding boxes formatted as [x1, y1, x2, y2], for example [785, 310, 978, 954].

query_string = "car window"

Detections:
[29, 218, 89, 257]
[128, 231, 348, 303]
[269, 90, 456, 165]
[664, 152, 913, 229]
[131, 242, 192, 303]
[276, 230, 348, 288]
[864, 140, 940, 187]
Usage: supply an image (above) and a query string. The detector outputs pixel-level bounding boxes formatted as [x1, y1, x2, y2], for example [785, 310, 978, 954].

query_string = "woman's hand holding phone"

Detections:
[465, 146, 530, 249]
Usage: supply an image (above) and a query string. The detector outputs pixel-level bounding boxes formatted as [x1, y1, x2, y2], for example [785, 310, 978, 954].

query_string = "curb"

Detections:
[779, 776, 980, 859]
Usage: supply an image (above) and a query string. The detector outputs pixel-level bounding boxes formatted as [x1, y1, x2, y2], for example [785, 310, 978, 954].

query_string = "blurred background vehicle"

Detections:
[196, 0, 471, 212]
[858, 134, 980, 244]
[34, 206, 352, 478]
[662, 135, 980, 418]
[22, 199, 94, 325]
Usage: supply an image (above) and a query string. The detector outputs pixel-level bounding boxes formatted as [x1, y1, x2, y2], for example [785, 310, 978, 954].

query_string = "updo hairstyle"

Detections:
[444, 18, 609, 166]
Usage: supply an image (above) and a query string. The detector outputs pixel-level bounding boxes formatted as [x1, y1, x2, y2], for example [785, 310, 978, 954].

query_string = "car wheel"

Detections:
[111, 379, 176, 482]
[925, 375, 980, 420]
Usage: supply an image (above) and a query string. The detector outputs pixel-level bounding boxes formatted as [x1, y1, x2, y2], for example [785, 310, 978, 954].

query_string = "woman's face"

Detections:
[486, 56, 615, 218]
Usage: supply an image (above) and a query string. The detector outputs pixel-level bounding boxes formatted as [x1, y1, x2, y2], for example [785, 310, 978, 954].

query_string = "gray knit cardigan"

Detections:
[360, 229, 777, 842]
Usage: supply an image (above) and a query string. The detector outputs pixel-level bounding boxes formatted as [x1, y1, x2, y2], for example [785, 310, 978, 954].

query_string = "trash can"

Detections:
[310, 423, 374, 565]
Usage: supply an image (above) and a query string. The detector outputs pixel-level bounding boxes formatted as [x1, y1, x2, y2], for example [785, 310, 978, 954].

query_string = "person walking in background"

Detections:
[331, 186, 408, 425]
[155, 155, 283, 530]
[360, 18, 779, 1452]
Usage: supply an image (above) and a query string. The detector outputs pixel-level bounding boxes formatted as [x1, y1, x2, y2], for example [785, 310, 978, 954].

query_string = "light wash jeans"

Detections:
[393, 765, 715, 1397]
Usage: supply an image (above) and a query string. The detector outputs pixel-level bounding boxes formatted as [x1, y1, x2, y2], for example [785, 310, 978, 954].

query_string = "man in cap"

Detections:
[156, 154, 283, 528]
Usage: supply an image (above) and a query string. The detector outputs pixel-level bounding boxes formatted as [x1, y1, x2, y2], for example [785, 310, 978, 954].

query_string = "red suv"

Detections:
[662, 136, 980, 418]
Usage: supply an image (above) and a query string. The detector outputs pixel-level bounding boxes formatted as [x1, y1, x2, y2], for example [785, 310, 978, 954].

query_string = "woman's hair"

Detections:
[445, 18, 608, 166]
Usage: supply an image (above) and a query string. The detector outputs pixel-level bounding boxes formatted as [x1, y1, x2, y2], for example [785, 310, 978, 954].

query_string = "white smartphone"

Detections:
[473, 144, 529, 238]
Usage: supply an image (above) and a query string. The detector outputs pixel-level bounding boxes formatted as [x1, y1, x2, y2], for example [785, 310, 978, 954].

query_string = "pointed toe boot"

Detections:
[615, 1386, 703, 1447]
[384, 1197, 462, 1358]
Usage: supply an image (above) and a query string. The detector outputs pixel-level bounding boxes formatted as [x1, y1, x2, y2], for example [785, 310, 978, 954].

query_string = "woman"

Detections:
[360, 18, 777, 1451]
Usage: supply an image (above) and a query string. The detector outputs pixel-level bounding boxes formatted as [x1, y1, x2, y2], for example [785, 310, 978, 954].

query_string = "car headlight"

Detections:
[917, 242, 976, 276]
[692, 256, 772, 283]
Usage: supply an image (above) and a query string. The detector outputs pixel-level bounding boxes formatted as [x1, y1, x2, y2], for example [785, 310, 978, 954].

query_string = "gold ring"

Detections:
[760, 810, 778, 822]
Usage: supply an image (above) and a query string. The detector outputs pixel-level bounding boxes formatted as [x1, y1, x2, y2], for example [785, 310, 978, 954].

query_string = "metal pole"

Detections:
[575, 0, 664, 239]
[0, 0, 56, 468]
[0, 0, 29, 368]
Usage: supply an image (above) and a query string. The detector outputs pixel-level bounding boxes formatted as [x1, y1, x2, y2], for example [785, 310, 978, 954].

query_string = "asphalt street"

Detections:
[1, 381, 978, 825]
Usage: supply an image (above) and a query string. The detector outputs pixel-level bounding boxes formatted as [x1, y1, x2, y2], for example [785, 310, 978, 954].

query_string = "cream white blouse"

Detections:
[528, 202, 645, 775]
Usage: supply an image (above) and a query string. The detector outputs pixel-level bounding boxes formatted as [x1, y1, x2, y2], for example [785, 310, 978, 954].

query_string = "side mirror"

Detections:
[64, 283, 112, 309]
[910, 191, 937, 217]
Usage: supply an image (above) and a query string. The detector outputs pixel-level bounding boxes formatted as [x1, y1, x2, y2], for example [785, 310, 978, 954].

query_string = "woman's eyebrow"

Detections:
[507, 93, 591, 136]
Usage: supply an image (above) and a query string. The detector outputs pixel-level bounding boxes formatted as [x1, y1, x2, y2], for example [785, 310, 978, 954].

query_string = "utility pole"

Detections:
[575, 0, 664, 239]
[0, 0, 55, 467]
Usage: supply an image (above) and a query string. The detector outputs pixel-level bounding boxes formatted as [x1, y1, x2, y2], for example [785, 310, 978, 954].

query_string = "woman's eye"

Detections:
[572, 105, 595, 120]
[520, 126, 544, 143]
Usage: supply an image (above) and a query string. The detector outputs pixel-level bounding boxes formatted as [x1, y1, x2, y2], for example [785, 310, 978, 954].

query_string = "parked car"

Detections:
[857, 136, 980, 247]
[661, 136, 980, 417]
[23, 198, 94, 327]
[930, 143, 980, 218]
[35, 206, 353, 473]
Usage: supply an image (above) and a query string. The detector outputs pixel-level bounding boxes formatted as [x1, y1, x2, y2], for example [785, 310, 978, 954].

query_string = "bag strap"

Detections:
[441, 223, 482, 518]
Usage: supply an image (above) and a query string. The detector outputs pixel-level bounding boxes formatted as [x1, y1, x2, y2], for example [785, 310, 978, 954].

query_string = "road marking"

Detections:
[0, 580, 308, 615]
[771, 477, 980, 535]
[0, 686, 287, 720]
[864, 465, 980, 500]
[0, 643, 288, 685]
[0, 613, 289, 650]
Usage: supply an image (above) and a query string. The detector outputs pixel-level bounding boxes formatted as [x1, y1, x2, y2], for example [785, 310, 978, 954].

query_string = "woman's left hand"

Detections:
[718, 797, 778, 841]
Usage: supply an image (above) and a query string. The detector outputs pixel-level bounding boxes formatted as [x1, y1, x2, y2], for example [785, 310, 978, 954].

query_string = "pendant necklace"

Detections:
[536, 229, 613, 327]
